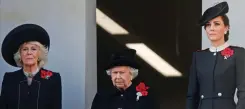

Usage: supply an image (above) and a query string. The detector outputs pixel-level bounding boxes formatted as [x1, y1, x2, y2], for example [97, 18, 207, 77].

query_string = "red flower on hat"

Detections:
[221, 47, 234, 59]
[136, 82, 149, 101]
[41, 70, 53, 79]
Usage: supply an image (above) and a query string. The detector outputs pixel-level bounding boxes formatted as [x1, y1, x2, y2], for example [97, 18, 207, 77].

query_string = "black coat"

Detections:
[186, 46, 245, 109]
[91, 83, 156, 109]
[0, 68, 62, 109]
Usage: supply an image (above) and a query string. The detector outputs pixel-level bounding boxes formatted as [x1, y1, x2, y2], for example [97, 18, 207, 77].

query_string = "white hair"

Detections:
[106, 66, 139, 79]
[13, 41, 48, 68]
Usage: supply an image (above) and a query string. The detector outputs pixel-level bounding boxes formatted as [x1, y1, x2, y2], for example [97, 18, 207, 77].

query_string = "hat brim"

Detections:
[1, 24, 50, 67]
[106, 59, 140, 70]
[199, 2, 229, 26]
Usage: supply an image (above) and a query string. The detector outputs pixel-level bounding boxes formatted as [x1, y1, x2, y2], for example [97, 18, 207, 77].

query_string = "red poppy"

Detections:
[221, 47, 234, 59]
[41, 70, 53, 79]
[136, 82, 149, 96]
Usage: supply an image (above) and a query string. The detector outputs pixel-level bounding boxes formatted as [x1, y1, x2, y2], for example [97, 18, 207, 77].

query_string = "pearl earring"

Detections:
[224, 31, 227, 34]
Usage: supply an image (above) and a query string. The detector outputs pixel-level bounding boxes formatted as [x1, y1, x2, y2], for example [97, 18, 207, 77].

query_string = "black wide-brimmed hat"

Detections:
[199, 1, 229, 26]
[106, 49, 140, 70]
[1, 24, 50, 67]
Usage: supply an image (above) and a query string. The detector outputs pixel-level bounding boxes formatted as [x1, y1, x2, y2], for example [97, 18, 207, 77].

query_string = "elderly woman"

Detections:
[0, 24, 62, 109]
[91, 49, 156, 109]
[186, 2, 245, 109]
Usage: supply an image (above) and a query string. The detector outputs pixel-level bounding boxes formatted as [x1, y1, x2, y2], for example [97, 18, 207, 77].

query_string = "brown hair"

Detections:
[221, 15, 230, 42]
[204, 15, 230, 42]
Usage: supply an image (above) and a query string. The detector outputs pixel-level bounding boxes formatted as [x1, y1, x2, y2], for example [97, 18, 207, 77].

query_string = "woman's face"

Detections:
[205, 16, 229, 43]
[110, 66, 132, 90]
[20, 42, 40, 67]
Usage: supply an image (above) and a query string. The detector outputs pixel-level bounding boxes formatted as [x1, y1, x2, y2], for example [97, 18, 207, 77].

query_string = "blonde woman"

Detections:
[0, 24, 62, 109]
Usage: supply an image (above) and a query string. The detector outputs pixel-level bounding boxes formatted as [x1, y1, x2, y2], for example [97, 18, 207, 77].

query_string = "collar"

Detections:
[116, 82, 132, 92]
[113, 83, 134, 95]
[23, 68, 40, 77]
[209, 42, 229, 52]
